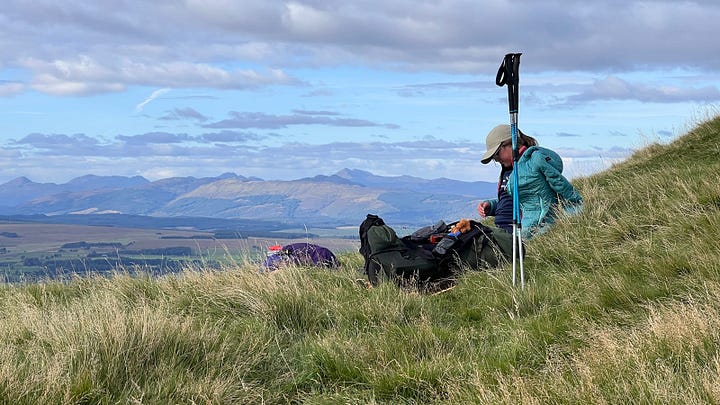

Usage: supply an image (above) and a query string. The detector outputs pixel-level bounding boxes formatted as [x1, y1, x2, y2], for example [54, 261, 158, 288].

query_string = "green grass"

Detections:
[1, 115, 720, 403]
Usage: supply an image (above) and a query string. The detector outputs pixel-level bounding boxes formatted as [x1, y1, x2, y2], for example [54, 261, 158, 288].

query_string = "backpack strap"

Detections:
[359, 214, 387, 285]
[408, 220, 448, 242]
[359, 214, 385, 258]
[433, 221, 493, 272]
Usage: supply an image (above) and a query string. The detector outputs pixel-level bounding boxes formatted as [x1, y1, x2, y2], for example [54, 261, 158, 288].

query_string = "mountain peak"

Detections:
[297, 174, 360, 186]
[3, 176, 35, 186]
[65, 174, 150, 192]
[334, 168, 372, 178]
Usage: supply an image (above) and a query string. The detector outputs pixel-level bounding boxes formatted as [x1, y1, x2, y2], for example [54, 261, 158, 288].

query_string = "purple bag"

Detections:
[263, 243, 339, 270]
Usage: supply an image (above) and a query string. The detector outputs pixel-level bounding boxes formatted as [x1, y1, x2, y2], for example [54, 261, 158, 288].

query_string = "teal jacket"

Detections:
[487, 146, 583, 238]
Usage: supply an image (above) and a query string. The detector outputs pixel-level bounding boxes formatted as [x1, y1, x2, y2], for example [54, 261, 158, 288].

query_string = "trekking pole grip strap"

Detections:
[496, 53, 522, 111]
[495, 53, 521, 86]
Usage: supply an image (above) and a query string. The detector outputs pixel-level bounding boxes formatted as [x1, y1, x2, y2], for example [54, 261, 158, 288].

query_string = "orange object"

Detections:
[451, 219, 471, 234]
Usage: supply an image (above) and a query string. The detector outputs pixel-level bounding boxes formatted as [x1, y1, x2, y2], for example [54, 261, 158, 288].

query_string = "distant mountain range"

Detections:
[0, 169, 496, 227]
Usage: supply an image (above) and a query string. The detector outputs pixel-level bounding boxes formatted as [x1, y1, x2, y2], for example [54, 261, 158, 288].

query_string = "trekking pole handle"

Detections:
[496, 53, 522, 113]
[495, 53, 521, 87]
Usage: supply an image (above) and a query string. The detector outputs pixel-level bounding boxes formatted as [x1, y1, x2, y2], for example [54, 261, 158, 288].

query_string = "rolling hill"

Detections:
[0, 169, 497, 226]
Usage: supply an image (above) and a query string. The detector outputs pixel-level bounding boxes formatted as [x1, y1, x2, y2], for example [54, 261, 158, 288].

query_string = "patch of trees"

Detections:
[61, 241, 123, 249]
[117, 246, 192, 256]
[22, 257, 42, 266]
[212, 230, 319, 239]
[160, 235, 213, 240]
[3, 256, 219, 284]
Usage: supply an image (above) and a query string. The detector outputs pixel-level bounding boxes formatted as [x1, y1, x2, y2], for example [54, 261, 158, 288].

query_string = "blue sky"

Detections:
[1, 0, 719, 184]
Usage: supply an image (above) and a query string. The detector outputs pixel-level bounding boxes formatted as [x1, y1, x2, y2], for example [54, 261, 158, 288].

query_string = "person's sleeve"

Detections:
[537, 158, 583, 204]
[535, 154, 584, 216]
[485, 198, 498, 216]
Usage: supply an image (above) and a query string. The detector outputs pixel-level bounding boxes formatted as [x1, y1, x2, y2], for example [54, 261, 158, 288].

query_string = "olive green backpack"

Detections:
[359, 214, 514, 287]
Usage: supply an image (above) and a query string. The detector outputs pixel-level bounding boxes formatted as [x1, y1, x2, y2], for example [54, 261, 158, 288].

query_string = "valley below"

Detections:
[0, 221, 360, 283]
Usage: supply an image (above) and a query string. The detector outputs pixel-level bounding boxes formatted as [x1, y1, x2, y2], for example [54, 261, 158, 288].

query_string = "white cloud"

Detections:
[136, 88, 171, 112]
[0, 81, 24, 96]
[567, 76, 720, 104]
[17, 55, 301, 96]
[282, 2, 339, 38]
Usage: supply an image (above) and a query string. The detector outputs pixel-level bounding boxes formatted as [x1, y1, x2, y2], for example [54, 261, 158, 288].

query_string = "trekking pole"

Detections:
[496, 53, 525, 289]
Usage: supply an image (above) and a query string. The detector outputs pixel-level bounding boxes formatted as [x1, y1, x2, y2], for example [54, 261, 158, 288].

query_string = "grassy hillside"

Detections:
[1, 116, 719, 404]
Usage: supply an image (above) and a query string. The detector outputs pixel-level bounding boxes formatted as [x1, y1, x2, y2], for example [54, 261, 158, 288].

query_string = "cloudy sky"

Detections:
[1, 0, 719, 184]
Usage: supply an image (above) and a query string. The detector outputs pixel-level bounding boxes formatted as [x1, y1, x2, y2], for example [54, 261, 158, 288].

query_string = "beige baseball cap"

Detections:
[481, 124, 512, 164]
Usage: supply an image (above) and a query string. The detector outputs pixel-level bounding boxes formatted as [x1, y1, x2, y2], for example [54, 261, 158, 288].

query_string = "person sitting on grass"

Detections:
[477, 124, 583, 238]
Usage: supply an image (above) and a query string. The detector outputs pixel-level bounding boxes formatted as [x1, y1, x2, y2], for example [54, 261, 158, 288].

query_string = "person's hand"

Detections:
[477, 201, 490, 218]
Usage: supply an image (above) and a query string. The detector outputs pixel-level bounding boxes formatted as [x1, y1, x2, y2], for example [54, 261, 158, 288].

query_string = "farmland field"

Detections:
[0, 222, 360, 283]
